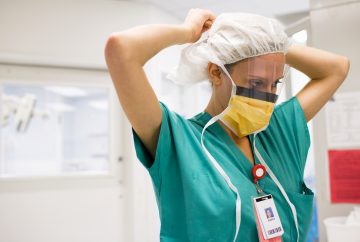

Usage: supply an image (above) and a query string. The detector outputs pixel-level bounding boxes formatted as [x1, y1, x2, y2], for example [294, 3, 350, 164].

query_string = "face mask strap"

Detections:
[207, 48, 237, 96]
[273, 63, 290, 104]
[219, 64, 237, 96]
[200, 110, 241, 242]
[200, 51, 241, 240]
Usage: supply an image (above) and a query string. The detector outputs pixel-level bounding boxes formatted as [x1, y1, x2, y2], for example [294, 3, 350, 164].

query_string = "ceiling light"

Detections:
[89, 100, 108, 110]
[45, 86, 87, 97]
[47, 103, 75, 112]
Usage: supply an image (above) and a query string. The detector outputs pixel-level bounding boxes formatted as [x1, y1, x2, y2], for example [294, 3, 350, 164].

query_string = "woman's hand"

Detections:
[182, 8, 216, 43]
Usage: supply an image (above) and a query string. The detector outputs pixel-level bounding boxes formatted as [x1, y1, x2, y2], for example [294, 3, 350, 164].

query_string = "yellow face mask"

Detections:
[221, 95, 275, 138]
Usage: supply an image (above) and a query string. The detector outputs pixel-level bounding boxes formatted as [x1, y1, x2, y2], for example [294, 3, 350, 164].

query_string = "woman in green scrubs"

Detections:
[105, 8, 350, 242]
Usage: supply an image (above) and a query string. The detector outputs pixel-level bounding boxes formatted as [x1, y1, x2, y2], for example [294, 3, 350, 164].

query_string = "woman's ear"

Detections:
[207, 62, 223, 86]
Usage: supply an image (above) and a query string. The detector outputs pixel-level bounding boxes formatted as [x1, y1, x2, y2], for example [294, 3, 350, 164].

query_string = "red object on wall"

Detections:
[328, 150, 360, 203]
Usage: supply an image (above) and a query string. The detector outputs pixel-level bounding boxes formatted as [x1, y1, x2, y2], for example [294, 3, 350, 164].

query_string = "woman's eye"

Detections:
[249, 79, 263, 87]
[272, 80, 282, 88]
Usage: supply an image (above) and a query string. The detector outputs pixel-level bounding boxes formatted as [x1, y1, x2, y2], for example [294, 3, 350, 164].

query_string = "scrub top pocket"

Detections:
[260, 179, 314, 242]
[187, 171, 235, 242]
[287, 182, 314, 242]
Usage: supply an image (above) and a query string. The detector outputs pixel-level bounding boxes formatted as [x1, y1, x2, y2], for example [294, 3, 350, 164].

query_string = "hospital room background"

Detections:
[0, 0, 359, 241]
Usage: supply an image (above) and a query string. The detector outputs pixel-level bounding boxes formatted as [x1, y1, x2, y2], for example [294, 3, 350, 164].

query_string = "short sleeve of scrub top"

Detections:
[132, 96, 314, 242]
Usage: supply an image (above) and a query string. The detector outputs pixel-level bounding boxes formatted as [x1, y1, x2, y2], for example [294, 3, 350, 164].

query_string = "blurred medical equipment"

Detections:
[324, 207, 360, 242]
[1, 94, 49, 132]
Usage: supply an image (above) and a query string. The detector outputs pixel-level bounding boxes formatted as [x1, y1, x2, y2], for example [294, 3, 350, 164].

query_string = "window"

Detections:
[0, 68, 113, 178]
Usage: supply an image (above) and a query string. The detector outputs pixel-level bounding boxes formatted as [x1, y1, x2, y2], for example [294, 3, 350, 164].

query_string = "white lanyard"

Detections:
[200, 128, 299, 242]
[252, 133, 299, 242]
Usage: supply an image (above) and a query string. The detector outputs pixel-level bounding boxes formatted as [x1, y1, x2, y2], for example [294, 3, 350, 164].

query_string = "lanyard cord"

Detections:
[252, 133, 299, 242]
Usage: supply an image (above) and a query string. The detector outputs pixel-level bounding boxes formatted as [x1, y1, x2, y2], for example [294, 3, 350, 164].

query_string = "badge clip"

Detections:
[252, 164, 266, 194]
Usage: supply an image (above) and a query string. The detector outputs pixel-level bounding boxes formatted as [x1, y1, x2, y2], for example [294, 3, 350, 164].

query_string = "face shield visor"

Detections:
[218, 56, 289, 138]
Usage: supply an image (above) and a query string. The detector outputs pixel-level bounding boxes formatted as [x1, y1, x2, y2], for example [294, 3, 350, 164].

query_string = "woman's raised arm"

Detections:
[104, 9, 216, 157]
[286, 45, 350, 122]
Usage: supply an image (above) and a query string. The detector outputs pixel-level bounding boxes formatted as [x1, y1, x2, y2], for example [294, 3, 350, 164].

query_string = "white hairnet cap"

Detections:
[166, 12, 291, 85]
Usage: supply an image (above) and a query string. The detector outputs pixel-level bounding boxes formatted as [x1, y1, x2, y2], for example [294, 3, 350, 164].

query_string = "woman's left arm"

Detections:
[285, 45, 350, 122]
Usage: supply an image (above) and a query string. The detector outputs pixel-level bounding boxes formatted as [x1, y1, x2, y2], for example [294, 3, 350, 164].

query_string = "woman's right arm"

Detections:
[104, 9, 216, 158]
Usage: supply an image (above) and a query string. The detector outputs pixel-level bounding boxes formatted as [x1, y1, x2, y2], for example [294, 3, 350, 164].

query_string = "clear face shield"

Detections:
[218, 56, 289, 138]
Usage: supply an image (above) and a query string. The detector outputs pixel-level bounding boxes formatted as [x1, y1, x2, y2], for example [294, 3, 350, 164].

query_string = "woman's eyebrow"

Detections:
[248, 75, 267, 80]
[248, 75, 284, 81]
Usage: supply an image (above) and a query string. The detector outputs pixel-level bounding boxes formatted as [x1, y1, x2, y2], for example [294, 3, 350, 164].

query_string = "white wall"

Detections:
[0, 179, 123, 242]
[309, 0, 360, 241]
[0, 0, 181, 69]
[0, 1, 182, 242]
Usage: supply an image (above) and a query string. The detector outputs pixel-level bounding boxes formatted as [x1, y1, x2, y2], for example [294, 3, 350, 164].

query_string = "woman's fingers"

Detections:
[182, 8, 216, 42]
[204, 19, 213, 27]
[204, 10, 216, 21]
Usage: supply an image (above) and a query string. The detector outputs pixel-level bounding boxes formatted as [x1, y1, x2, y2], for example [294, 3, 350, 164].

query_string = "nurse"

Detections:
[105, 8, 350, 242]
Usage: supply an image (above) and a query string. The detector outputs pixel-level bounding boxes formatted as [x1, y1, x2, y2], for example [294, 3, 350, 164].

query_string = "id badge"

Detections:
[253, 194, 284, 240]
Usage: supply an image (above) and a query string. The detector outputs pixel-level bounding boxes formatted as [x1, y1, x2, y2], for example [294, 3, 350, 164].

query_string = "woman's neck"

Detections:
[204, 98, 234, 139]
[204, 96, 225, 117]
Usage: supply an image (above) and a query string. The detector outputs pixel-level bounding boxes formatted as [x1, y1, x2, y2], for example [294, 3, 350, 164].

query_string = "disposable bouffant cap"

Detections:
[166, 12, 291, 85]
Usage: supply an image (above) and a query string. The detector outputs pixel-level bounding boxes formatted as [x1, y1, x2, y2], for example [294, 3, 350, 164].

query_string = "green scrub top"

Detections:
[132, 96, 314, 242]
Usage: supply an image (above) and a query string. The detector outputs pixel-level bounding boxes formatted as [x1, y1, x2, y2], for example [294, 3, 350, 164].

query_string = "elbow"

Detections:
[104, 33, 120, 59]
[104, 33, 132, 64]
[335, 56, 350, 81]
[343, 56, 350, 77]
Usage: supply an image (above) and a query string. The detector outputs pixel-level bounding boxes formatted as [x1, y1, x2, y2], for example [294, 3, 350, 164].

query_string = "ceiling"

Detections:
[125, 0, 309, 21]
